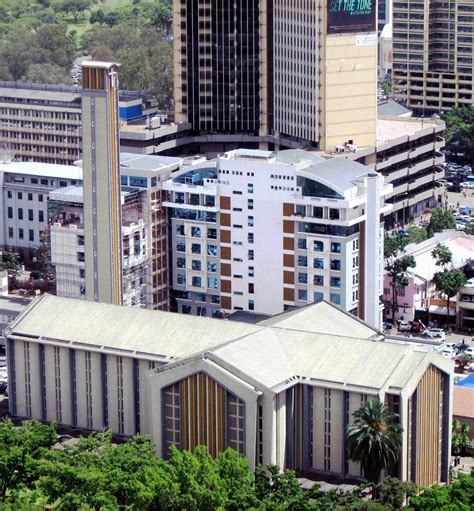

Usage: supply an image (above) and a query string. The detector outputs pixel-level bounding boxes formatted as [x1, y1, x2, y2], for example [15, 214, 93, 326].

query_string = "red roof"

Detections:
[453, 386, 474, 419]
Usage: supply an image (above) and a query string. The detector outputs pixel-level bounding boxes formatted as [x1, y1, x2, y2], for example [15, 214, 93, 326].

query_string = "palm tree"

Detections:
[346, 399, 402, 483]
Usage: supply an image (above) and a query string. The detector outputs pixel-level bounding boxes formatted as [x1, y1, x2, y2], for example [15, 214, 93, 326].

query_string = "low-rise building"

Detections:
[6, 294, 453, 487]
[383, 231, 474, 322]
[458, 278, 474, 333]
[164, 149, 391, 328]
[0, 161, 81, 259]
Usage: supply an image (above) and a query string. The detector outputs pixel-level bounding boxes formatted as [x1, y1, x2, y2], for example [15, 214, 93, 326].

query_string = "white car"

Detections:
[423, 328, 446, 341]
[460, 182, 474, 189]
[441, 348, 456, 359]
[398, 320, 410, 332]
[437, 179, 454, 187]
[465, 347, 474, 360]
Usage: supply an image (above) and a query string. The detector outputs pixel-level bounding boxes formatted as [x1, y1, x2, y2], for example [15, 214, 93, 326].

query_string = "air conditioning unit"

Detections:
[335, 145, 345, 153]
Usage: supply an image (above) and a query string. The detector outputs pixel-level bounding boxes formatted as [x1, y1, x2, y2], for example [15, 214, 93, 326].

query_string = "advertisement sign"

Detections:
[328, 0, 376, 35]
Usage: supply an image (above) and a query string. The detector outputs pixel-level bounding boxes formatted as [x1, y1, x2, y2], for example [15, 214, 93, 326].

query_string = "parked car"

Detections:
[410, 320, 423, 333]
[423, 328, 446, 341]
[398, 320, 411, 332]
[441, 347, 456, 359]
[455, 341, 469, 353]
[383, 321, 394, 331]
[465, 347, 474, 360]
[436, 179, 454, 187]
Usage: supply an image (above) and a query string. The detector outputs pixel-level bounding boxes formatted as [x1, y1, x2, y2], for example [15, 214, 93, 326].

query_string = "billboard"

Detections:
[328, 0, 376, 35]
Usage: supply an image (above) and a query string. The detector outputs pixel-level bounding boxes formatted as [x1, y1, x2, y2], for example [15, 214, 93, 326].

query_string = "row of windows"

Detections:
[177, 258, 218, 273]
[298, 273, 342, 288]
[297, 289, 341, 305]
[7, 207, 45, 222]
[177, 274, 218, 289]
[176, 241, 218, 256]
[8, 227, 39, 242]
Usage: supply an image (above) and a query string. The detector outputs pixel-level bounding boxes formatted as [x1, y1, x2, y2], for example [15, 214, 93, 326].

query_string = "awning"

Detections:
[429, 305, 456, 316]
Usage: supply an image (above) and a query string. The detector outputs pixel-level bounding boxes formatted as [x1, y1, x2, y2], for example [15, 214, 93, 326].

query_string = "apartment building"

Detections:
[392, 0, 474, 115]
[174, 0, 378, 151]
[163, 148, 391, 328]
[6, 294, 453, 487]
[0, 161, 81, 258]
[50, 153, 181, 310]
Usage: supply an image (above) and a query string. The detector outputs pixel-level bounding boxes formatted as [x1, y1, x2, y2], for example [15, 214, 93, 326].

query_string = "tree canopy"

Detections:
[427, 208, 456, 237]
[442, 106, 474, 165]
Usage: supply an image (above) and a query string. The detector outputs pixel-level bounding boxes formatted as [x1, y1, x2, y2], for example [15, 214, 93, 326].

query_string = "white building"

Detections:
[0, 161, 81, 259]
[164, 149, 392, 329]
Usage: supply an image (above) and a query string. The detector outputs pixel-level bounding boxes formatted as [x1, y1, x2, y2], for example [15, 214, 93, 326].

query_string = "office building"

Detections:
[163, 148, 391, 328]
[174, 0, 378, 152]
[378, 0, 392, 34]
[0, 81, 191, 164]
[49, 153, 181, 310]
[6, 294, 453, 487]
[0, 161, 81, 259]
[392, 0, 474, 115]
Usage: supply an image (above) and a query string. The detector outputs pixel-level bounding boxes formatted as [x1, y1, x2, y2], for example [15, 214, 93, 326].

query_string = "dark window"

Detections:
[38, 211, 44, 222]
[28, 193, 33, 201]
[29, 229, 34, 242]
[28, 209, 34, 221]
[17, 192, 22, 200]
[7, 207, 13, 219]
[8, 227, 13, 238]
[18, 208, 23, 220]
[19, 228, 24, 239]
[7, 191, 12, 198]
[38, 194, 44, 202]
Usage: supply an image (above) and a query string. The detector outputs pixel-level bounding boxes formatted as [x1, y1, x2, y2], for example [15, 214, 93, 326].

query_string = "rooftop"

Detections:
[378, 100, 412, 117]
[74, 153, 182, 175]
[453, 385, 474, 419]
[8, 295, 451, 393]
[0, 161, 82, 180]
[377, 116, 442, 145]
[0, 87, 80, 104]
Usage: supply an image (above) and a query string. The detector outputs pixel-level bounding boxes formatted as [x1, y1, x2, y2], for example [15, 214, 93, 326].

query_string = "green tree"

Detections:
[89, 7, 105, 25]
[151, 3, 172, 35]
[427, 207, 456, 237]
[431, 242, 453, 269]
[456, 354, 472, 373]
[26, 63, 70, 85]
[442, 106, 474, 165]
[0, 420, 57, 500]
[373, 477, 416, 510]
[53, 0, 92, 22]
[406, 225, 427, 245]
[452, 420, 471, 457]
[104, 10, 123, 27]
[433, 269, 466, 330]
[384, 233, 416, 321]
[0, 248, 22, 287]
[346, 400, 402, 484]
[464, 221, 474, 235]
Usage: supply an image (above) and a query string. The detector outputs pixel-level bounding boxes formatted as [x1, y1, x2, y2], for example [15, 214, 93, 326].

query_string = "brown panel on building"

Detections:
[221, 279, 232, 293]
[283, 202, 294, 217]
[283, 220, 294, 234]
[217, 385, 225, 453]
[283, 254, 294, 268]
[220, 229, 231, 244]
[414, 365, 442, 488]
[283, 271, 294, 285]
[359, 221, 366, 321]
[283, 287, 295, 302]
[180, 379, 189, 450]
[208, 378, 216, 457]
[283, 236, 294, 250]
[221, 263, 231, 277]
[221, 246, 231, 260]
[220, 196, 231, 210]
[221, 296, 232, 310]
[221, 213, 231, 227]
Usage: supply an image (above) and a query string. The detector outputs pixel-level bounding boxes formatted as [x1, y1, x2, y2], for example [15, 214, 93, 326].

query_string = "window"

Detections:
[17, 192, 22, 200]
[298, 272, 308, 284]
[298, 289, 308, 301]
[78, 252, 85, 262]
[298, 238, 307, 250]
[248, 183, 254, 193]
[207, 261, 217, 273]
[38, 211, 44, 223]
[207, 228, 217, 239]
[352, 290, 359, 302]
[176, 224, 185, 235]
[8, 227, 13, 238]
[248, 300, 255, 311]
[314, 241, 323, 252]
[207, 277, 218, 289]
[248, 233, 254, 244]
[28, 209, 33, 221]
[191, 243, 201, 254]
[38, 194, 43, 202]
[79, 269, 85, 278]
[191, 226, 201, 238]
[211, 295, 220, 304]
[29, 230, 34, 242]
[248, 266, 254, 277]
[196, 293, 206, 302]
[298, 255, 308, 267]
[7, 207, 13, 219]
[296, 204, 306, 216]
[191, 260, 202, 271]
[353, 274, 359, 285]
[177, 240, 185, 252]
[233, 190, 242, 195]
[330, 277, 341, 288]
[353, 239, 359, 250]
[208, 245, 217, 257]
[7, 191, 12, 198]
[182, 304, 192, 314]
[248, 199, 254, 210]
[78, 235, 84, 246]
[330, 293, 341, 305]
[313, 206, 323, 218]
[248, 216, 254, 227]
[18, 208, 23, 220]
[314, 292, 324, 302]
[19, 228, 24, 240]
[313, 258, 324, 269]
[330, 259, 341, 271]
[248, 283, 254, 294]
[248, 250, 254, 261]
[177, 273, 186, 285]
[314, 275, 324, 286]
[329, 208, 340, 220]
[331, 242, 341, 253]
[28, 193, 33, 201]
[59, 180, 67, 187]
[177, 257, 186, 268]
[352, 256, 359, 269]
[40, 179, 47, 186]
